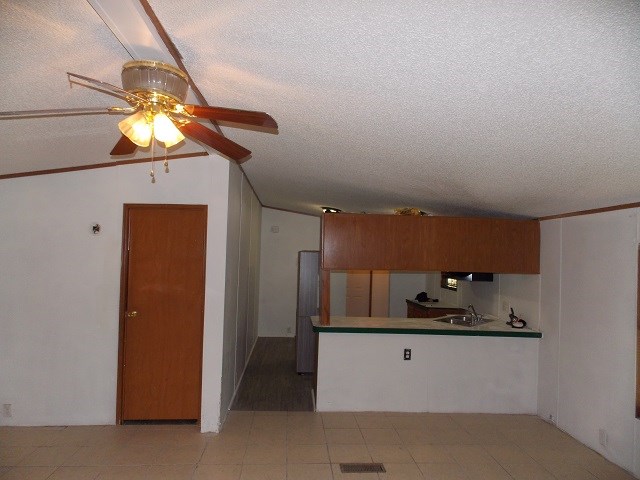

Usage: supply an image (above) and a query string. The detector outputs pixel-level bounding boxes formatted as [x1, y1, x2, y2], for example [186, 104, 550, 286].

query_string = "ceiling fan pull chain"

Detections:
[150, 127, 156, 184]
[164, 147, 169, 173]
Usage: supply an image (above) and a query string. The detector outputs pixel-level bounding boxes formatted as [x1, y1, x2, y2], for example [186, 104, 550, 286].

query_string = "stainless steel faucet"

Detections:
[467, 304, 482, 326]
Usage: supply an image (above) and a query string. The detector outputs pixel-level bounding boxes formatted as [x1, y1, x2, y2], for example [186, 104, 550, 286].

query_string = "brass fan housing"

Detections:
[121, 60, 189, 105]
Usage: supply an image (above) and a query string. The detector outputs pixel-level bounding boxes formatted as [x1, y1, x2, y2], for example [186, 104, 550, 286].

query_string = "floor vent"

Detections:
[339, 463, 386, 474]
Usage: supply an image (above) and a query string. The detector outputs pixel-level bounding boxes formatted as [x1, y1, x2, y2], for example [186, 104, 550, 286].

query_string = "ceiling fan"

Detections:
[0, 60, 278, 165]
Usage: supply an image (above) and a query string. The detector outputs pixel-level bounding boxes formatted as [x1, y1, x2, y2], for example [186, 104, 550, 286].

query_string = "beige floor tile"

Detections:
[406, 444, 455, 463]
[355, 414, 393, 429]
[321, 413, 358, 429]
[388, 416, 428, 430]
[331, 463, 381, 480]
[286, 463, 333, 480]
[239, 464, 286, 480]
[193, 464, 242, 480]
[17, 445, 80, 467]
[0, 466, 56, 479]
[286, 426, 325, 444]
[361, 429, 402, 445]
[325, 428, 365, 445]
[126, 427, 209, 447]
[49, 427, 109, 447]
[445, 445, 497, 465]
[427, 429, 477, 445]
[153, 444, 205, 464]
[502, 463, 556, 479]
[224, 411, 254, 429]
[327, 444, 372, 464]
[378, 462, 423, 479]
[395, 428, 432, 445]
[541, 462, 599, 479]
[286, 444, 329, 464]
[584, 462, 638, 480]
[247, 428, 286, 445]
[0, 446, 35, 466]
[367, 445, 414, 463]
[46, 466, 103, 479]
[467, 431, 511, 445]
[251, 416, 288, 430]
[484, 444, 536, 465]
[286, 413, 323, 429]
[93, 465, 195, 479]
[243, 444, 286, 464]
[0, 427, 64, 447]
[460, 462, 512, 480]
[417, 462, 468, 480]
[200, 443, 247, 464]
[211, 430, 251, 446]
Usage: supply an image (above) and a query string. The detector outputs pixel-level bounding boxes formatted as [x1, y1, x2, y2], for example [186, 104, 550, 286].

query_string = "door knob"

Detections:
[126, 311, 138, 317]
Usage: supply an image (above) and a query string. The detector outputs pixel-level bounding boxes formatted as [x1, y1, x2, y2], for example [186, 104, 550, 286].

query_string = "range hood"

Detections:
[443, 272, 494, 282]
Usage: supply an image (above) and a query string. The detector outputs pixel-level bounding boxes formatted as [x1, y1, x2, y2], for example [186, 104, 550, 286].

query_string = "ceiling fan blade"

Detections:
[0, 107, 116, 119]
[180, 121, 251, 162]
[67, 72, 145, 103]
[183, 105, 278, 129]
[110, 135, 138, 156]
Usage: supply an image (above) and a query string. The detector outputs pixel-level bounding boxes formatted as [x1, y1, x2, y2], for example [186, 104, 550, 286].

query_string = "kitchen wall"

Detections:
[258, 209, 321, 337]
[538, 209, 639, 477]
[437, 275, 541, 330]
[0, 156, 231, 432]
[219, 164, 262, 425]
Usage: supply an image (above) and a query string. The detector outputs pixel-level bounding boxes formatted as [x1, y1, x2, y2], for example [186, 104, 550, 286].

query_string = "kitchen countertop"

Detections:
[406, 299, 461, 309]
[311, 315, 542, 338]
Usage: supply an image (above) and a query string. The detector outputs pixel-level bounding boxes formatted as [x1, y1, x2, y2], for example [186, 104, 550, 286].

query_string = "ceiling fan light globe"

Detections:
[118, 112, 152, 147]
[153, 112, 185, 147]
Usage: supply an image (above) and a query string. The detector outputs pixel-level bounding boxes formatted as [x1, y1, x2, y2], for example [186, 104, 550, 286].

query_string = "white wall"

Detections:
[388, 272, 432, 317]
[258, 209, 320, 337]
[219, 165, 262, 425]
[0, 156, 230, 431]
[317, 332, 539, 413]
[538, 210, 639, 477]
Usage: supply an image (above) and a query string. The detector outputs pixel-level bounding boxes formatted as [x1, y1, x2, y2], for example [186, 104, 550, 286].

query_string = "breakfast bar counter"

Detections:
[312, 314, 541, 414]
[311, 315, 542, 338]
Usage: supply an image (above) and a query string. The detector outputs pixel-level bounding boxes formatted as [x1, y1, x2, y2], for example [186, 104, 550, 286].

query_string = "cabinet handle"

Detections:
[126, 311, 138, 318]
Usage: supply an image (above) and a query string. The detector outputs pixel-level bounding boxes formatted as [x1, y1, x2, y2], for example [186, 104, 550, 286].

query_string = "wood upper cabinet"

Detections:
[321, 213, 539, 273]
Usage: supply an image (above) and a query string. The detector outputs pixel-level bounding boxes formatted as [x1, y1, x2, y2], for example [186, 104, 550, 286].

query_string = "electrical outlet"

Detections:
[2, 404, 12, 418]
[286, 327, 292, 334]
[548, 414, 555, 424]
[501, 300, 509, 312]
[598, 429, 608, 447]
[403, 348, 411, 361]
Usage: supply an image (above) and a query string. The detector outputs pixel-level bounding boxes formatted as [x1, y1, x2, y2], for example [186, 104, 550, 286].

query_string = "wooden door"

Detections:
[118, 204, 207, 421]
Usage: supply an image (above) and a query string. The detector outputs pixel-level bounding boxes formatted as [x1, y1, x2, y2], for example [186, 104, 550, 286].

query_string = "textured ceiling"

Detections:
[2, 1, 640, 218]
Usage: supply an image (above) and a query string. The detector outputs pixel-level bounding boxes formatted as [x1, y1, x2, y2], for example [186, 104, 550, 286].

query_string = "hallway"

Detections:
[231, 337, 314, 412]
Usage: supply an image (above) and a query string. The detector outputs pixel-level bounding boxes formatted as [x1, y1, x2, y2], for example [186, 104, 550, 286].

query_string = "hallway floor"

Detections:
[231, 337, 314, 412]
[0, 411, 636, 479]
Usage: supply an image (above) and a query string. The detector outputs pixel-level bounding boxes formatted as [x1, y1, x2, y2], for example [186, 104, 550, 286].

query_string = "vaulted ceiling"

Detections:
[1, 1, 639, 218]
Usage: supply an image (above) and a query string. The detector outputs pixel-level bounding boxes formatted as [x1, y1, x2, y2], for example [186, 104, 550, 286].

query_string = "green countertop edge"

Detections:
[312, 325, 542, 338]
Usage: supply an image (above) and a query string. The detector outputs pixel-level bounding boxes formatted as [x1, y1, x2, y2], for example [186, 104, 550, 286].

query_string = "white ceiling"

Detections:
[1, 0, 639, 218]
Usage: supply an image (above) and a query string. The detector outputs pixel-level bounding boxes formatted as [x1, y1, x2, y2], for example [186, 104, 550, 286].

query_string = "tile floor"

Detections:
[0, 412, 636, 479]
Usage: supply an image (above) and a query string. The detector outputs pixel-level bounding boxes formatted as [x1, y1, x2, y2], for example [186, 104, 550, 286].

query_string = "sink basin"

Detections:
[435, 314, 493, 327]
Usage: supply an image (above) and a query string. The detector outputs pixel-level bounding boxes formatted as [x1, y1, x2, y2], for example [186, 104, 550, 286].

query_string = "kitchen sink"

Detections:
[435, 314, 493, 327]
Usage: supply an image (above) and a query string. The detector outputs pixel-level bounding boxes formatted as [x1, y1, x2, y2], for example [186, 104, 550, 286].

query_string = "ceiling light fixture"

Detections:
[117, 61, 192, 182]
[322, 207, 342, 213]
